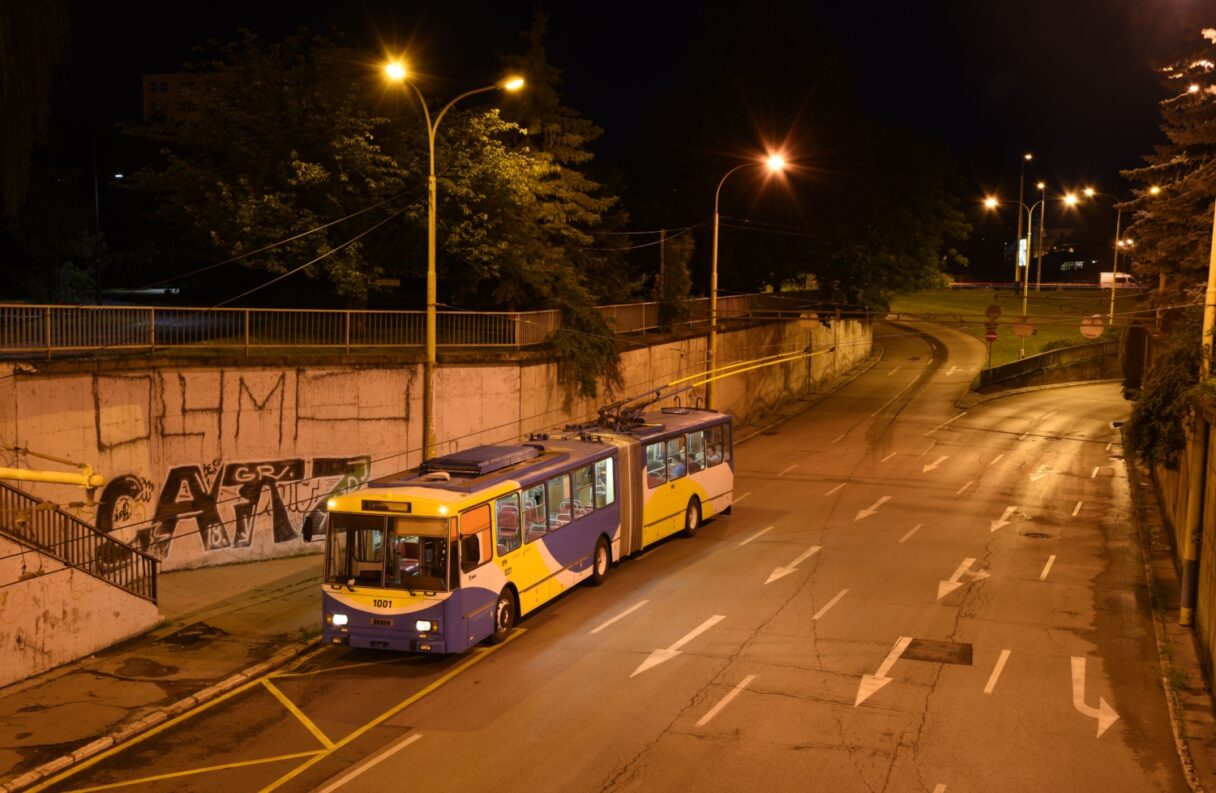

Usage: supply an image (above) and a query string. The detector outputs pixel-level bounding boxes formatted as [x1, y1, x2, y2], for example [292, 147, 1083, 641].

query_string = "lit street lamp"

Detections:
[385, 61, 524, 460]
[706, 153, 786, 409]
[1082, 186, 1159, 325]
[1014, 153, 1033, 284]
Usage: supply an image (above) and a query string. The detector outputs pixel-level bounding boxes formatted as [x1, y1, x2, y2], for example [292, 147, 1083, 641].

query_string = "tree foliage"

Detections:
[1126, 309, 1204, 467]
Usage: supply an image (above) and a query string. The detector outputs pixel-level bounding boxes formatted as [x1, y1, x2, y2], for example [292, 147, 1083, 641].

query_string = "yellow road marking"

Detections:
[28, 678, 265, 793]
[262, 679, 334, 749]
[258, 630, 525, 793]
[58, 750, 323, 793]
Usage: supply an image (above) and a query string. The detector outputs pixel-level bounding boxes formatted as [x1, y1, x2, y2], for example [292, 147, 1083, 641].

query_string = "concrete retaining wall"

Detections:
[0, 535, 161, 687]
[0, 319, 870, 572]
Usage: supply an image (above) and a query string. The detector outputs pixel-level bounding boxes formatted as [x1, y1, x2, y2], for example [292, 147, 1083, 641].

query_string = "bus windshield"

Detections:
[327, 513, 450, 591]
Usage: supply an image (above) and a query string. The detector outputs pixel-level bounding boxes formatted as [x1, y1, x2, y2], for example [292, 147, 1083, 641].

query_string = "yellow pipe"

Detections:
[0, 467, 107, 489]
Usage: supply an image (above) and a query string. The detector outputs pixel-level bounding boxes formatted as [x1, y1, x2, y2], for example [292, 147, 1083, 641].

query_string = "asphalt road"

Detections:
[43, 321, 1187, 793]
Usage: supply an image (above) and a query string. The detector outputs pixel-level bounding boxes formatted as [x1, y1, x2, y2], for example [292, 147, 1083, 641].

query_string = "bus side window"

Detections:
[524, 484, 547, 543]
[459, 504, 492, 573]
[645, 442, 666, 488]
[687, 430, 706, 473]
[547, 474, 572, 530]
[706, 425, 724, 467]
[495, 493, 521, 556]
[666, 436, 687, 480]
[595, 457, 615, 507]
[571, 465, 595, 518]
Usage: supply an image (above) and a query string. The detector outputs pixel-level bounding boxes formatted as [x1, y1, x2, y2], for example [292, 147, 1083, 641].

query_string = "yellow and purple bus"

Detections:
[322, 406, 733, 653]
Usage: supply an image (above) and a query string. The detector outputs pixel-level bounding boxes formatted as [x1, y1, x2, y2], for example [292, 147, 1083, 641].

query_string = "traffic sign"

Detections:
[1012, 316, 1034, 338]
[985, 328, 998, 342]
[985, 304, 1003, 321]
[1080, 314, 1105, 339]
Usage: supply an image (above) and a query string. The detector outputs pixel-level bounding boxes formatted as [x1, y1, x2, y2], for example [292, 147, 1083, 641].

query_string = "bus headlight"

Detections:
[415, 619, 436, 633]
[330, 613, 349, 626]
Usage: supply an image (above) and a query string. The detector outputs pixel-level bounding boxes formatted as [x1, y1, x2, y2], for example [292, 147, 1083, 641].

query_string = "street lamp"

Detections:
[384, 60, 524, 460]
[706, 152, 786, 409]
[1083, 185, 1159, 325]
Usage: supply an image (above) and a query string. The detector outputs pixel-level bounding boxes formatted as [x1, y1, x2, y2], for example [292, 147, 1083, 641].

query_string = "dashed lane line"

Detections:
[984, 650, 1012, 694]
[738, 526, 774, 546]
[779, 463, 797, 476]
[695, 675, 757, 727]
[1040, 555, 1056, 581]
[899, 524, 922, 543]
[880, 452, 898, 463]
[313, 734, 423, 793]
[813, 589, 849, 620]
[824, 483, 846, 496]
[590, 600, 650, 635]
[1072, 501, 1083, 517]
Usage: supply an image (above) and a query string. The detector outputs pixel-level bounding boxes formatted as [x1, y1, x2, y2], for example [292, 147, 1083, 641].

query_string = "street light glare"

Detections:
[765, 154, 786, 172]
[1064, 193, 1078, 206]
[984, 196, 998, 209]
[385, 61, 407, 82]
[1084, 187, 1096, 197]
[1024, 153, 1033, 161]
[1189, 83, 1201, 93]
[1150, 185, 1162, 195]
[502, 76, 525, 92]
[1036, 181, 1045, 190]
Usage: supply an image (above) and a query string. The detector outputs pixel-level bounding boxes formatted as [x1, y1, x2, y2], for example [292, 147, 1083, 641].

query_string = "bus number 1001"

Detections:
[372, 599, 393, 608]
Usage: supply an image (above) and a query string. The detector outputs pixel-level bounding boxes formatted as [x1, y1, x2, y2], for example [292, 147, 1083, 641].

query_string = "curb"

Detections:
[0, 637, 321, 793]
[953, 377, 1123, 410]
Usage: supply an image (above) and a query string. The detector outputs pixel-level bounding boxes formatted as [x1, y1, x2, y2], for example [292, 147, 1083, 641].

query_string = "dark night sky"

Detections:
[55, 0, 1207, 263]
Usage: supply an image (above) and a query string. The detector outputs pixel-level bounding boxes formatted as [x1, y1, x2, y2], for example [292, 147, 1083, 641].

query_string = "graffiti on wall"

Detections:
[96, 456, 371, 560]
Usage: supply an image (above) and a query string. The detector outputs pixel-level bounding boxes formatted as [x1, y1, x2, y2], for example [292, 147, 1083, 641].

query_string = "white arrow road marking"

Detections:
[856, 636, 912, 706]
[1071, 656, 1119, 737]
[779, 463, 797, 476]
[990, 505, 1017, 532]
[880, 452, 898, 463]
[937, 557, 991, 599]
[738, 526, 773, 546]
[924, 412, 967, 437]
[988, 453, 1004, 467]
[922, 455, 949, 473]
[590, 600, 650, 635]
[1072, 501, 1083, 517]
[825, 483, 846, 496]
[632, 615, 726, 678]
[899, 524, 922, 543]
[855, 496, 891, 521]
[946, 365, 958, 376]
[695, 674, 756, 727]
[314, 733, 423, 793]
[813, 588, 849, 620]
[766, 545, 822, 584]
[955, 480, 974, 495]
[1040, 555, 1056, 580]
[984, 649, 1012, 694]
[1030, 464, 1053, 482]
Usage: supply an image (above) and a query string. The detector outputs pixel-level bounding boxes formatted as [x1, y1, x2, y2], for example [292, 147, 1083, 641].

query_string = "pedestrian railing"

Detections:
[0, 481, 158, 602]
[0, 294, 768, 358]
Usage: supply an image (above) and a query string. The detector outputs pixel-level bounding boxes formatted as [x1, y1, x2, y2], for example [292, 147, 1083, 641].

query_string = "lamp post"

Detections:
[385, 62, 524, 460]
[1034, 181, 1046, 291]
[1014, 153, 1033, 284]
[706, 153, 786, 409]
[1082, 185, 1159, 326]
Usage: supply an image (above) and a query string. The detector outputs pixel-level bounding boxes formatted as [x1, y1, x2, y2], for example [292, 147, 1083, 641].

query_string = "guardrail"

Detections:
[977, 340, 1119, 389]
[0, 294, 766, 358]
[0, 481, 157, 602]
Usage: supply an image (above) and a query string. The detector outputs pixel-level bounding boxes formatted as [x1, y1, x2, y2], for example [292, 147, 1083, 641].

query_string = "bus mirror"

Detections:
[461, 535, 481, 566]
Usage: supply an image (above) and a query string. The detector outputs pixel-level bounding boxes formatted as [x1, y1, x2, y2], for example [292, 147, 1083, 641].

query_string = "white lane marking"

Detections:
[1019, 431, 1032, 441]
[738, 526, 773, 546]
[922, 455, 949, 473]
[695, 674, 756, 727]
[937, 557, 990, 599]
[1030, 464, 1052, 482]
[868, 376, 920, 420]
[766, 545, 822, 585]
[924, 411, 967, 437]
[856, 636, 912, 706]
[824, 483, 846, 496]
[831, 433, 846, 444]
[988, 453, 1004, 467]
[632, 615, 726, 677]
[590, 600, 650, 635]
[955, 480, 974, 495]
[1040, 555, 1057, 580]
[946, 365, 958, 376]
[1106, 442, 1113, 451]
[779, 463, 797, 476]
[1071, 656, 1119, 737]
[899, 524, 922, 543]
[1041, 410, 1057, 421]
[314, 733, 423, 793]
[855, 495, 891, 521]
[880, 452, 898, 463]
[1091, 466, 1100, 479]
[734, 492, 751, 504]
[889, 366, 900, 375]
[984, 649, 1012, 695]
[1072, 501, 1083, 517]
[933, 786, 947, 793]
[990, 505, 1017, 532]
[813, 589, 850, 620]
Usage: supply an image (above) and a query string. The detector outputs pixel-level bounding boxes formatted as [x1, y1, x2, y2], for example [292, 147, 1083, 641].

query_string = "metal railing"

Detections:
[0, 293, 769, 358]
[0, 481, 158, 602]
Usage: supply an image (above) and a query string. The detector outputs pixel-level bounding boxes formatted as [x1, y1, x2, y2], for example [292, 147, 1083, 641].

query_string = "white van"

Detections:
[1100, 272, 1137, 288]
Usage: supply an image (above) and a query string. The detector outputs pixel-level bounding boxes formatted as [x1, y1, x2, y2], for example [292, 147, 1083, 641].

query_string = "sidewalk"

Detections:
[0, 554, 323, 792]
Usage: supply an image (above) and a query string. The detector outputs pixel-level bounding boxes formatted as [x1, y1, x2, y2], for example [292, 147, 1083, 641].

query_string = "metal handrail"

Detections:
[0, 481, 158, 602]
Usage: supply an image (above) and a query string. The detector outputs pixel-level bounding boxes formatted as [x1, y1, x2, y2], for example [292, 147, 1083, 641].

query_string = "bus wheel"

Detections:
[590, 537, 611, 586]
[488, 588, 516, 644]
[683, 497, 702, 538]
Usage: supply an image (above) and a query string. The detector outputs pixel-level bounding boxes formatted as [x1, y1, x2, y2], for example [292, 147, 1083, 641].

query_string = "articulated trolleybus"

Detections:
[322, 401, 733, 653]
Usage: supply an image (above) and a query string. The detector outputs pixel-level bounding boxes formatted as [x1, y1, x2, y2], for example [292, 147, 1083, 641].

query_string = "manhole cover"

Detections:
[904, 639, 972, 666]
[163, 622, 228, 647]
[1021, 531, 1052, 539]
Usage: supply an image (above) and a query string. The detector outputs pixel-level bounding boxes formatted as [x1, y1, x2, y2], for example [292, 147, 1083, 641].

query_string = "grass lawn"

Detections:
[887, 287, 1142, 367]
